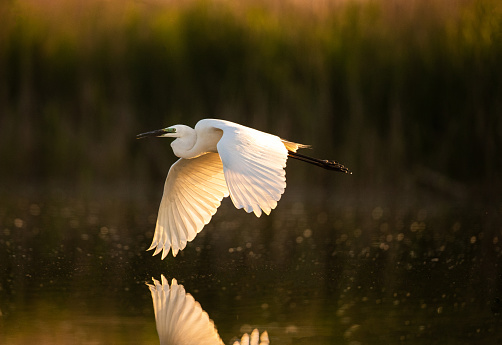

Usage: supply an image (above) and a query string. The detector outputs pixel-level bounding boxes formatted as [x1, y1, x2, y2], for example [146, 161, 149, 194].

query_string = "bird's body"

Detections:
[137, 119, 350, 258]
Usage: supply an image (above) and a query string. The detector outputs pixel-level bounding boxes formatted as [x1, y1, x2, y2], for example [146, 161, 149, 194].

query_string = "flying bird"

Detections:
[137, 119, 350, 258]
[147, 275, 269, 345]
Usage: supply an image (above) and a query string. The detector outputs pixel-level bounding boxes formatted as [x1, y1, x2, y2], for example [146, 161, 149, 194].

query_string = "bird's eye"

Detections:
[165, 128, 176, 133]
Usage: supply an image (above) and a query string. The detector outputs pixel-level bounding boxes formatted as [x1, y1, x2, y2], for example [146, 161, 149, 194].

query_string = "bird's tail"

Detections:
[281, 139, 310, 152]
[288, 151, 352, 174]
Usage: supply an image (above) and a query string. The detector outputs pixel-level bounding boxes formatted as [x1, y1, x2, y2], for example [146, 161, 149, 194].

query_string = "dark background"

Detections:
[1, 1, 502, 344]
[1, 0, 501, 192]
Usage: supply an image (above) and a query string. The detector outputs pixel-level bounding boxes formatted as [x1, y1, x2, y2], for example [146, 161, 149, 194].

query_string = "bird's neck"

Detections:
[171, 126, 222, 159]
[170, 131, 197, 159]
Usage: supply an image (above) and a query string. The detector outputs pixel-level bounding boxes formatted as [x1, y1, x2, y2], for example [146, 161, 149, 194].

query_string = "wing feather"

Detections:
[174, 187, 206, 228]
[232, 171, 260, 215]
[149, 153, 229, 258]
[172, 201, 190, 244]
[213, 120, 289, 217]
[165, 207, 177, 257]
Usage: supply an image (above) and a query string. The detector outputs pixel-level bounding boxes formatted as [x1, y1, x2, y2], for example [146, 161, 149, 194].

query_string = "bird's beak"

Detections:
[136, 128, 169, 139]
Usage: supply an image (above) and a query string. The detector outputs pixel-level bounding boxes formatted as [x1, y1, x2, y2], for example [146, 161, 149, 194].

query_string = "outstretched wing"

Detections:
[214, 121, 289, 217]
[149, 153, 229, 258]
[148, 275, 224, 345]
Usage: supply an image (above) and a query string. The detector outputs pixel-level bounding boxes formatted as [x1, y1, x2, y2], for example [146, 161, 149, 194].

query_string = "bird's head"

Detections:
[137, 125, 197, 158]
[136, 125, 184, 139]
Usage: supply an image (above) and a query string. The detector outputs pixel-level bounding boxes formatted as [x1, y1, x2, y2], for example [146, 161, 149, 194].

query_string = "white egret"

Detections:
[147, 275, 269, 345]
[137, 119, 350, 258]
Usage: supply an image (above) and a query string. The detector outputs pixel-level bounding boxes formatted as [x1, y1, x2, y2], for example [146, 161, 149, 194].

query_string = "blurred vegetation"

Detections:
[1, 2, 502, 342]
[0, 0, 501, 194]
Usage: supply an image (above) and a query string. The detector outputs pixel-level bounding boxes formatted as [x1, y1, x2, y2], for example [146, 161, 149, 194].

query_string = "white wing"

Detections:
[149, 153, 229, 258]
[213, 121, 288, 217]
[148, 275, 224, 345]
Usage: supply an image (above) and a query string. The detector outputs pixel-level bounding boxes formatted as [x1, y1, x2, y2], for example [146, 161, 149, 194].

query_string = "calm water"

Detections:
[1, 182, 501, 344]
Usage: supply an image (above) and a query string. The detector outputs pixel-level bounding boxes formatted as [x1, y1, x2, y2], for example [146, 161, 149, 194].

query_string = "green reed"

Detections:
[0, 0, 501, 191]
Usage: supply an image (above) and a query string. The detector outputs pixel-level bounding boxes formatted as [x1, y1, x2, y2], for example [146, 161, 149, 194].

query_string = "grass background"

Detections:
[1, 2, 502, 343]
[0, 0, 501, 196]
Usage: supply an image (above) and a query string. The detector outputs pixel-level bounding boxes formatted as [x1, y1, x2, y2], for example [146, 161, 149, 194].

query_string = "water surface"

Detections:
[1, 183, 501, 344]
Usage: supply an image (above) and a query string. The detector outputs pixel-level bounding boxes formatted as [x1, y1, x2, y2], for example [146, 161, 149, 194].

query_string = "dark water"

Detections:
[1, 183, 501, 344]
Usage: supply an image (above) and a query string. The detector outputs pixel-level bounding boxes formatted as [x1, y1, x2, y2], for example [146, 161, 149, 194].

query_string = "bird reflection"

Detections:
[148, 275, 269, 345]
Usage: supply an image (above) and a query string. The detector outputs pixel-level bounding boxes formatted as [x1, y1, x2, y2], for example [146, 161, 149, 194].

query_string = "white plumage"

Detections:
[138, 119, 302, 258]
[151, 153, 229, 258]
[137, 119, 350, 259]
